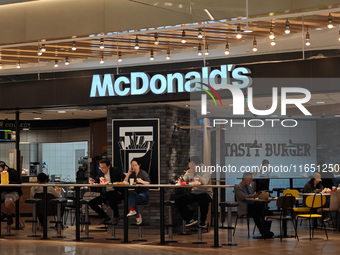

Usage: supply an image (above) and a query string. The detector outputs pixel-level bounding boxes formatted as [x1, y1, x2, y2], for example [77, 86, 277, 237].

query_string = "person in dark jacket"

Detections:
[88, 159, 125, 225]
[0, 161, 22, 225]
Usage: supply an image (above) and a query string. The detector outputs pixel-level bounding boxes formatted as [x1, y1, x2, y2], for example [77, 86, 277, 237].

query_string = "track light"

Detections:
[100, 55, 104, 64]
[16, 61, 21, 69]
[204, 44, 209, 55]
[284, 19, 290, 34]
[99, 38, 104, 49]
[72, 41, 77, 51]
[198, 43, 202, 56]
[224, 41, 230, 55]
[65, 57, 70, 65]
[41, 44, 46, 53]
[54, 60, 58, 68]
[181, 30, 186, 43]
[269, 24, 275, 39]
[305, 27, 311, 46]
[328, 13, 334, 29]
[252, 38, 258, 52]
[154, 33, 159, 45]
[150, 49, 154, 61]
[198, 28, 203, 39]
[166, 48, 170, 60]
[236, 25, 242, 39]
[118, 52, 122, 62]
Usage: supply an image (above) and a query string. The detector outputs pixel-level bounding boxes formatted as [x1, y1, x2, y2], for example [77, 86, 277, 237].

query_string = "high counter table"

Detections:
[0, 183, 234, 247]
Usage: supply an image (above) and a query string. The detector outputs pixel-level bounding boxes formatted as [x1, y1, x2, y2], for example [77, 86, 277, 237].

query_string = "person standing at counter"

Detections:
[175, 156, 212, 228]
[125, 158, 150, 225]
[88, 159, 125, 225]
[302, 172, 324, 193]
[234, 172, 273, 238]
[0, 161, 22, 225]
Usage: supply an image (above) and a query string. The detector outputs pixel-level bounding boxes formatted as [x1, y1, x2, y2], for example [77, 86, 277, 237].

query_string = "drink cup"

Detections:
[194, 178, 199, 183]
[332, 186, 336, 191]
[100, 177, 105, 184]
[129, 178, 134, 185]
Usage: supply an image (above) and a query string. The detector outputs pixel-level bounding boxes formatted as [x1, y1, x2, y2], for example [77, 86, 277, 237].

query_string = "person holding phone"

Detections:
[124, 158, 150, 225]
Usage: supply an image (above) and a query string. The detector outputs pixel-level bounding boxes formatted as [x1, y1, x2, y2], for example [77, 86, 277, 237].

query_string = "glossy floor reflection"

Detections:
[0, 215, 338, 255]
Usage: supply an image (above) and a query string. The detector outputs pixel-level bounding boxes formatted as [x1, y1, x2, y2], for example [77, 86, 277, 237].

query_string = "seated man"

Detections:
[0, 161, 22, 225]
[88, 159, 125, 225]
[30, 173, 62, 226]
[175, 156, 212, 228]
[234, 172, 273, 238]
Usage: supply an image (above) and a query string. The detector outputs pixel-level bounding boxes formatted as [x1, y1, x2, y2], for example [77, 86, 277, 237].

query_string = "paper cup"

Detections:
[129, 178, 134, 185]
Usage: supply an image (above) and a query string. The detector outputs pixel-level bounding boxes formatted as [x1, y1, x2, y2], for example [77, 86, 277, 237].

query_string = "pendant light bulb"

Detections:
[65, 57, 70, 65]
[134, 36, 139, 50]
[54, 60, 58, 68]
[197, 43, 202, 56]
[198, 28, 203, 39]
[236, 25, 242, 39]
[16, 61, 21, 69]
[150, 49, 154, 61]
[100, 55, 104, 64]
[284, 19, 291, 34]
[154, 33, 159, 45]
[270, 39, 276, 46]
[328, 13, 334, 29]
[72, 41, 77, 51]
[166, 48, 171, 60]
[224, 42, 230, 55]
[118, 52, 122, 62]
[99, 38, 104, 49]
[305, 29, 311, 46]
[181, 30, 186, 44]
[252, 38, 258, 52]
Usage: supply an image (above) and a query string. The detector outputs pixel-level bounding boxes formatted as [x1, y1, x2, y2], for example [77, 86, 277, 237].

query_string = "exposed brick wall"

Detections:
[106, 104, 191, 228]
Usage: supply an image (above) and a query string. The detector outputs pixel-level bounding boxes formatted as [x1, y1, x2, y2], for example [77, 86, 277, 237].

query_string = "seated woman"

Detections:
[124, 158, 150, 225]
[302, 172, 324, 193]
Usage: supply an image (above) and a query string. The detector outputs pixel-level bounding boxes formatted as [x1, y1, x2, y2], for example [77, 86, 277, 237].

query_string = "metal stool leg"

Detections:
[52, 203, 66, 238]
[166, 204, 177, 243]
[222, 207, 237, 246]
[28, 203, 41, 237]
[192, 205, 206, 244]
[82, 203, 93, 239]
[106, 209, 120, 240]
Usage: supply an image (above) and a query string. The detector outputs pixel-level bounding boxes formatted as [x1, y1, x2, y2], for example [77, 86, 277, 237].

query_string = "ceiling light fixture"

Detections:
[41, 44, 46, 53]
[134, 36, 140, 50]
[236, 25, 242, 39]
[150, 49, 154, 61]
[284, 19, 291, 34]
[99, 38, 104, 49]
[37, 47, 43, 56]
[198, 28, 203, 39]
[166, 48, 171, 60]
[181, 30, 186, 43]
[284, 139, 298, 150]
[118, 51, 122, 62]
[269, 23, 275, 39]
[204, 43, 209, 55]
[100, 55, 104, 64]
[305, 27, 311, 46]
[72, 41, 77, 51]
[198, 43, 203, 56]
[252, 37, 258, 52]
[224, 40, 230, 55]
[328, 13, 334, 29]
[154, 33, 159, 45]
[270, 38, 276, 46]
[65, 57, 70, 65]
[249, 140, 262, 150]
[54, 60, 58, 68]
[16, 61, 21, 69]
[0, 63, 2, 69]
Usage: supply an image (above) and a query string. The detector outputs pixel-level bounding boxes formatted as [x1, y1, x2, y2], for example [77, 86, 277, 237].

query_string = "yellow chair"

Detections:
[283, 189, 309, 213]
[296, 194, 328, 240]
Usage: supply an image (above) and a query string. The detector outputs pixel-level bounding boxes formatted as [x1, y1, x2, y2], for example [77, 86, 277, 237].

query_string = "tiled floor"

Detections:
[0, 216, 338, 255]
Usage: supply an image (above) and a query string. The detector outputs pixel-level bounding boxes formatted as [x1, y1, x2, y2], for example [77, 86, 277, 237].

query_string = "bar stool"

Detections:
[80, 199, 93, 239]
[164, 201, 177, 243]
[25, 198, 42, 237]
[131, 202, 149, 242]
[191, 201, 206, 244]
[219, 201, 239, 246]
[1, 200, 14, 237]
[50, 198, 67, 238]
[178, 219, 192, 235]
